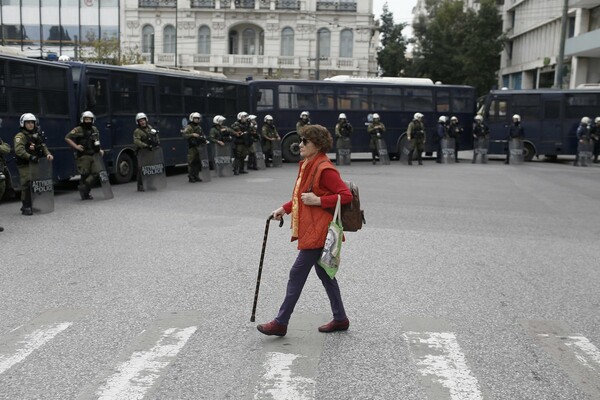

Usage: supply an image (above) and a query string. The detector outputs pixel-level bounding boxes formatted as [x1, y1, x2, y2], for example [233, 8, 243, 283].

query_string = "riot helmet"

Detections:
[300, 111, 309, 119]
[595, 117, 600, 124]
[237, 111, 248, 120]
[80, 111, 95, 124]
[474, 115, 483, 122]
[189, 112, 201, 122]
[264, 115, 274, 123]
[338, 113, 347, 120]
[512, 114, 521, 122]
[19, 113, 37, 128]
[248, 114, 257, 121]
[450, 116, 458, 123]
[581, 116, 591, 125]
[372, 113, 380, 120]
[438, 116, 447, 123]
[213, 115, 226, 125]
[414, 113, 424, 121]
[136, 112, 148, 124]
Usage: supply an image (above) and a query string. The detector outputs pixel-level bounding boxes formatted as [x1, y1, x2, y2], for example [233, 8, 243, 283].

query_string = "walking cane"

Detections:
[250, 215, 284, 322]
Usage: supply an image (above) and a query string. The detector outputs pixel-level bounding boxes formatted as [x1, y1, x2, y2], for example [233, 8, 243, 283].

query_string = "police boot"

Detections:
[233, 160, 240, 175]
[249, 154, 258, 170]
[418, 154, 423, 166]
[78, 183, 88, 200]
[407, 150, 413, 165]
[21, 193, 33, 215]
[188, 174, 197, 183]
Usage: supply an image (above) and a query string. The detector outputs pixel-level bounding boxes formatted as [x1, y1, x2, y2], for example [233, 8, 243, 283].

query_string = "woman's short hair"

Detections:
[301, 124, 333, 153]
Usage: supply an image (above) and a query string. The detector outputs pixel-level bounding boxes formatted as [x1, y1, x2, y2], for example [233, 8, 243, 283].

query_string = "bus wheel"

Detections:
[114, 152, 134, 184]
[282, 134, 301, 163]
[523, 143, 535, 162]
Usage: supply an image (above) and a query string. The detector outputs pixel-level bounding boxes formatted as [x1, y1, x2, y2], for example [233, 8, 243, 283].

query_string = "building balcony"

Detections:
[191, 0, 215, 7]
[139, 0, 176, 7]
[316, 1, 357, 12]
[565, 29, 600, 58]
[276, 0, 300, 9]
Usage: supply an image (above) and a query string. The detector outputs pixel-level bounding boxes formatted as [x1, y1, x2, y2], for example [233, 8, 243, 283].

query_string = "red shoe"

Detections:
[318, 318, 350, 333]
[257, 320, 287, 337]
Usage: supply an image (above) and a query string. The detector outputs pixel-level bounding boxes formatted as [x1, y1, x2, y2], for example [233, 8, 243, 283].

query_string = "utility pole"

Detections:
[554, 0, 569, 88]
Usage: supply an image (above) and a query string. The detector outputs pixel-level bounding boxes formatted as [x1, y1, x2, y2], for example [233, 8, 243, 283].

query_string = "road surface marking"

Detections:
[254, 352, 315, 400]
[404, 331, 483, 400]
[0, 322, 72, 374]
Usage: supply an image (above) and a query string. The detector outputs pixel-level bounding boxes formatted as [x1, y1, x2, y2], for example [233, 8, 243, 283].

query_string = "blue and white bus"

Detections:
[248, 75, 477, 162]
[480, 88, 600, 161]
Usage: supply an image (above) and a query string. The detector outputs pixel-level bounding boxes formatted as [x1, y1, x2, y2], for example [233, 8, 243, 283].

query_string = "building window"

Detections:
[229, 30, 239, 54]
[142, 25, 154, 53]
[163, 25, 176, 54]
[198, 26, 211, 54]
[281, 27, 294, 56]
[340, 29, 353, 58]
[317, 28, 330, 58]
[242, 28, 256, 55]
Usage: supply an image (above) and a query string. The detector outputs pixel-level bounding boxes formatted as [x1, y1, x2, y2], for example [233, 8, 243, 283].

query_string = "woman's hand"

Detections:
[272, 207, 286, 220]
[301, 192, 321, 206]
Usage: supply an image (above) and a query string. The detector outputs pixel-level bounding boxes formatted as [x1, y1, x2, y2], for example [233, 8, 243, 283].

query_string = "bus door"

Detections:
[485, 95, 510, 155]
[540, 94, 563, 155]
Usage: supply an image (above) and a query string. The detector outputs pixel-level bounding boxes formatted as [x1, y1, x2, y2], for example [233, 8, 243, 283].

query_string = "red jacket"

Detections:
[283, 153, 352, 249]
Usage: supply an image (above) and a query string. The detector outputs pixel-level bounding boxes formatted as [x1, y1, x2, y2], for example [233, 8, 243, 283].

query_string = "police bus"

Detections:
[479, 88, 600, 161]
[0, 50, 248, 192]
[248, 75, 477, 162]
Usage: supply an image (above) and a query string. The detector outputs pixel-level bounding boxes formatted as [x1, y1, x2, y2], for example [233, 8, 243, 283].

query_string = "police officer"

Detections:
[335, 113, 353, 140]
[296, 111, 311, 135]
[574, 116, 591, 166]
[65, 111, 103, 200]
[133, 112, 160, 191]
[231, 111, 251, 175]
[367, 113, 386, 164]
[407, 113, 425, 166]
[436, 116, 448, 163]
[0, 135, 11, 231]
[14, 113, 53, 215]
[448, 116, 463, 163]
[591, 116, 600, 163]
[182, 112, 208, 182]
[505, 114, 524, 164]
[209, 115, 232, 146]
[261, 115, 279, 167]
[472, 115, 489, 164]
[247, 115, 260, 170]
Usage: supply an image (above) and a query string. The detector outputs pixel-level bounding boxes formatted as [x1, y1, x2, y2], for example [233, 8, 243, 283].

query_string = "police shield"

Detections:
[93, 153, 114, 199]
[214, 143, 233, 177]
[336, 137, 351, 166]
[137, 147, 167, 190]
[271, 145, 282, 167]
[440, 138, 456, 164]
[253, 141, 266, 170]
[400, 139, 413, 165]
[29, 157, 54, 214]
[199, 145, 212, 182]
[474, 137, 489, 164]
[376, 138, 390, 165]
[575, 141, 592, 167]
[509, 138, 524, 164]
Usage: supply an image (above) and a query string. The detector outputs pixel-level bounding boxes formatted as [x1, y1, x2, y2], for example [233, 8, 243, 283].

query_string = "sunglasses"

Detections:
[300, 137, 311, 145]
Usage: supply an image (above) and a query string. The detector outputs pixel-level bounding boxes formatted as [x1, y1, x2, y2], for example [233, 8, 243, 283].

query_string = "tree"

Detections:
[80, 32, 144, 65]
[409, 0, 504, 95]
[377, 3, 409, 77]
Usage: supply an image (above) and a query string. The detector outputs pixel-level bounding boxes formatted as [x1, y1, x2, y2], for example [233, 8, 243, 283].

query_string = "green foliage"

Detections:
[377, 3, 409, 77]
[80, 32, 144, 65]
[409, 0, 504, 95]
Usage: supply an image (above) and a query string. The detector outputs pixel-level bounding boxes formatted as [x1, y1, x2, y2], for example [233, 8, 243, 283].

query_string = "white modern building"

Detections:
[120, 0, 379, 80]
[500, 0, 600, 89]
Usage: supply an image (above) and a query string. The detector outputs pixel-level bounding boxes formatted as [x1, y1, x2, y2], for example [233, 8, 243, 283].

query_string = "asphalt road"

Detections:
[1, 155, 599, 400]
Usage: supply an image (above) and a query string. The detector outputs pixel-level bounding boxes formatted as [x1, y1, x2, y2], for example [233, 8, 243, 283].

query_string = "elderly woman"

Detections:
[257, 125, 353, 337]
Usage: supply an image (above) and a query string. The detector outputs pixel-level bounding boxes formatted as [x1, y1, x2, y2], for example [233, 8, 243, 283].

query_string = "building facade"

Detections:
[500, 0, 600, 89]
[121, 0, 379, 80]
[0, 0, 119, 59]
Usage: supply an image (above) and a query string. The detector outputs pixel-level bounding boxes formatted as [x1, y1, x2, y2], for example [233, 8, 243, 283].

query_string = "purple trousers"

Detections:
[275, 248, 347, 325]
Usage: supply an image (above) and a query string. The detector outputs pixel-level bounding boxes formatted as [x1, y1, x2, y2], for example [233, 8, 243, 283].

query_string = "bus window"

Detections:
[278, 84, 314, 109]
[370, 87, 402, 111]
[8, 61, 39, 113]
[404, 88, 433, 111]
[451, 88, 474, 113]
[512, 94, 540, 120]
[9, 61, 36, 88]
[183, 79, 204, 113]
[142, 86, 156, 114]
[207, 82, 225, 115]
[0, 62, 7, 112]
[488, 99, 507, 121]
[544, 100, 560, 119]
[436, 90, 450, 112]
[257, 88, 274, 111]
[86, 78, 108, 116]
[223, 84, 239, 115]
[159, 76, 183, 114]
[40, 67, 68, 116]
[565, 93, 600, 118]
[111, 72, 138, 114]
[337, 87, 368, 110]
[317, 86, 335, 109]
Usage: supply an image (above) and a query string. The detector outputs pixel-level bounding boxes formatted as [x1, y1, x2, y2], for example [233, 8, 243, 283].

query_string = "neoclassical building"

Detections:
[121, 0, 379, 80]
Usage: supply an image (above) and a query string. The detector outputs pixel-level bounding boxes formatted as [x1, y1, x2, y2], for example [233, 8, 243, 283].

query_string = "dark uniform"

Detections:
[65, 122, 102, 199]
[133, 119, 160, 190]
[261, 117, 279, 167]
[247, 117, 260, 170]
[436, 118, 448, 163]
[448, 118, 463, 163]
[591, 117, 600, 163]
[407, 118, 425, 165]
[14, 119, 52, 214]
[231, 115, 251, 175]
[182, 120, 208, 182]
[335, 119, 353, 140]
[505, 119, 524, 164]
[367, 119, 386, 164]
[574, 119, 591, 166]
[472, 118, 489, 163]
[296, 113, 311, 135]
[0, 137, 10, 231]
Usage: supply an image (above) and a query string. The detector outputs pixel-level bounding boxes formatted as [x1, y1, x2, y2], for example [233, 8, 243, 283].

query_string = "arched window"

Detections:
[163, 25, 176, 54]
[229, 30, 239, 54]
[317, 28, 330, 58]
[242, 28, 256, 55]
[281, 27, 294, 57]
[340, 29, 353, 58]
[198, 25, 211, 54]
[142, 25, 154, 53]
